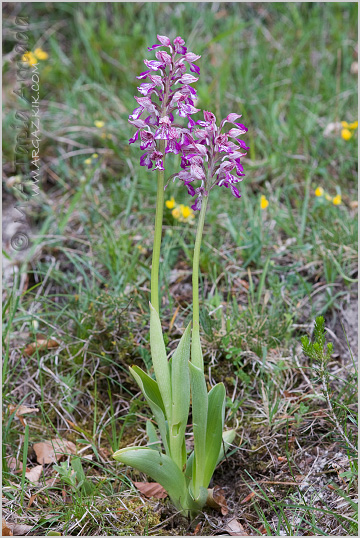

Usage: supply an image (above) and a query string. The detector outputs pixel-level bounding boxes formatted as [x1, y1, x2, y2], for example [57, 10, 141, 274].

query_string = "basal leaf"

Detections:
[146, 420, 161, 451]
[189, 361, 208, 499]
[130, 365, 170, 455]
[170, 322, 191, 470]
[149, 302, 172, 421]
[191, 321, 204, 370]
[203, 383, 226, 488]
[113, 446, 187, 512]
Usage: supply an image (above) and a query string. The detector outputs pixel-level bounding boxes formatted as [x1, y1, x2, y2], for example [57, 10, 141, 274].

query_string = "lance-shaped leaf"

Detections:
[130, 365, 170, 456]
[191, 321, 204, 370]
[189, 361, 208, 499]
[149, 302, 172, 421]
[216, 428, 236, 465]
[203, 383, 226, 488]
[185, 429, 235, 486]
[146, 420, 161, 451]
[170, 322, 191, 470]
[113, 446, 188, 512]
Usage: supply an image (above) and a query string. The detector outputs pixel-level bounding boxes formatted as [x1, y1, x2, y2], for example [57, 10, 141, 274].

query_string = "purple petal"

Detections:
[129, 106, 144, 121]
[189, 63, 200, 75]
[157, 34, 171, 47]
[236, 139, 250, 150]
[144, 59, 164, 71]
[136, 70, 150, 79]
[230, 185, 241, 198]
[185, 52, 201, 62]
[129, 130, 139, 144]
[147, 44, 162, 51]
[191, 197, 202, 211]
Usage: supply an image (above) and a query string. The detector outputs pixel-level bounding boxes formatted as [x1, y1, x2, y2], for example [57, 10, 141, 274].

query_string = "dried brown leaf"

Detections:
[23, 338, 59, 356]
[240, 491, 256, 504]
[206, 485, 228, 515]
[134, 482, 168, 499]
[2, 518, 13, 536]
[8, 405, 39, 417]
[3, 521, 33, 536]
[33, 438, 76, 464]
[223, 518, 248, 536]
[25, 465, 43, 483]
[6, 457, 22, 472]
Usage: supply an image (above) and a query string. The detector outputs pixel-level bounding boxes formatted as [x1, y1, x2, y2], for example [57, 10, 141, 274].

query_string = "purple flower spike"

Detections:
[129, 36, 201, 172]
[175, 110, 249, 208]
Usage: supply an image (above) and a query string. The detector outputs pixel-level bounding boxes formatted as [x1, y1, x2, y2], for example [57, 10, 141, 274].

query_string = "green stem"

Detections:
[192, 195, 209, 332]
[150, 140, 165, 314]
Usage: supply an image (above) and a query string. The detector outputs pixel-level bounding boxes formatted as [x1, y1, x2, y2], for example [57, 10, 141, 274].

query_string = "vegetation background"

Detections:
[2, 2, 358, 536]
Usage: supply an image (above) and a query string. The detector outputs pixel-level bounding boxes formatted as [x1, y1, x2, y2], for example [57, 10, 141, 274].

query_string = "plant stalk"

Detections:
[192, 195, 209, 334]
[150, 139, 166, 314]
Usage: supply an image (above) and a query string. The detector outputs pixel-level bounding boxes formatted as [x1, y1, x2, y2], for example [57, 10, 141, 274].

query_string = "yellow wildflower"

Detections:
[180, 205, 193, 219]
[34, 48, 48, 60]
[315, 186, 324, 197]
[332, 194, 342, 206]
[94, 120, 105, 128]
[341, 121, 349, 128]
[349, 121, 358, 130]
[166, 197, 176, 209]
[172, 207, 181, 219]
[260, 195, 269, 210]
[341, 128, 352, 141]
[22, 51, 37, 66]
[92, 153, 99, 158]
[84, 158, 92, 165]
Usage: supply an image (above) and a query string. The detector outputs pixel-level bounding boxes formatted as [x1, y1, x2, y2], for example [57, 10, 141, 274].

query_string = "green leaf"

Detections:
[71, 456, 95, 495]
[130, 365, 170, 456]
[216, 429, 236, 465]
[203, 383, 226, 488]
[146, 420, 161, 451]
[170, 322, 191, 470]
[149, 302, 172, 421]
[113, 446, 188, 512]
[189, 361, 208, 499]
[191, 322, 204, 370]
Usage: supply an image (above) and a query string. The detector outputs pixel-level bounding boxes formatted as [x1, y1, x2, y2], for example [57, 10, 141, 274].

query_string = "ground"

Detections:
[2, 2, 358, 536]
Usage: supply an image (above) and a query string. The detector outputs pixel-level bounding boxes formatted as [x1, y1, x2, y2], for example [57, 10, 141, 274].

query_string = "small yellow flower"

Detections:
[34, 48, 48, 60]
[84, 158, 92, 165]
[92, 153, 99, 158]
[349, 121, 358, 130]
[101, 351, 106, 356]
[94, 120, 105, 128]
[260, 195, 269, 210]
[341, 121, 349, 128]
[332, 194, 342, 206]
[181, 205, 193, 219]
[166, 197, 176, 209]
[315, 186, 324, 197]
[22, 51, 37, 66]
[172, 207, 181, 219]
[136, 244, 146, 254]
[341, 128, 352, 141]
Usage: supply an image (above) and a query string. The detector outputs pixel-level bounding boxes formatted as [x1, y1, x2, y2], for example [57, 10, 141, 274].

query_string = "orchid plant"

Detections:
[113, 35, 248, 517]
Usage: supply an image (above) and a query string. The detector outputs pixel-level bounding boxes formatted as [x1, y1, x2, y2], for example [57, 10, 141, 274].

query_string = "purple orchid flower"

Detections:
[129, 35, 201, 172]
[175, 111, 248, 210]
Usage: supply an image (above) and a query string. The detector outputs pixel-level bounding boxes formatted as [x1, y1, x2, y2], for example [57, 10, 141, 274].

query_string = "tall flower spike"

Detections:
[176, 111, 249, 210]
[129, 35, 201, 171]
